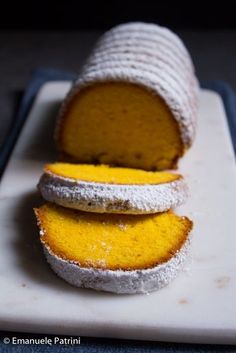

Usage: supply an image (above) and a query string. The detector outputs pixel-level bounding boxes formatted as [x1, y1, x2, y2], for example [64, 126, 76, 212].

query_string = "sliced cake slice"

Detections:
[38, 163, 188, 214]
[34, 204, 193, 294]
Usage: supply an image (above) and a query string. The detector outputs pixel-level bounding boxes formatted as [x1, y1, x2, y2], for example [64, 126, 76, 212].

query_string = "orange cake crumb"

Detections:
[56, 82, 184, 171]
[35, 204, 192, 271]
[45, 163, 181, 185]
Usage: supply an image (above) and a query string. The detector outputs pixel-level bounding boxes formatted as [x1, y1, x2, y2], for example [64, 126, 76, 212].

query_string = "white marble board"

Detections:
[0, 82, 235, 344]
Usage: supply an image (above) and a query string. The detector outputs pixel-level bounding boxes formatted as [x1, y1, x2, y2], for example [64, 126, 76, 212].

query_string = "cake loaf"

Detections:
[56, 22, 199, 171]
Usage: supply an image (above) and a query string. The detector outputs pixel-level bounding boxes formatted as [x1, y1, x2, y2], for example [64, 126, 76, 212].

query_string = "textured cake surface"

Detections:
[56, 22, 199, 171]
[58, 82, 184, 170]
[35, 204, 192, 293]
[38, 163, 188, 214]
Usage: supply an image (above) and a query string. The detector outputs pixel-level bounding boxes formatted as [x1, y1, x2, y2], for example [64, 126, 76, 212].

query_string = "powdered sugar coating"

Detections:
[94, 33, 193, 75]
[42, 235, 191, 294]
[97, 22, 194, 71]
[105, 23, 193, 57]
[86, 46, 197, 95]
[38, 171, 188, 214]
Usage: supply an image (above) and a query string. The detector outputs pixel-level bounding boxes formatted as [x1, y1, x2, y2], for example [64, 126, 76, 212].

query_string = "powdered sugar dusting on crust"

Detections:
[42, 235, 191, 294]
[86, 46, 197, 94]
[98, 22, 194, 71]
[87, 30, 198, 99]
[94, 33, 193, 74]
[38, 171, 189, 214]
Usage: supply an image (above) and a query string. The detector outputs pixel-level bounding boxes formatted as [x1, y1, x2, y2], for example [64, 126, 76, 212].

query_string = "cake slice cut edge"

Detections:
[34, 204, 193, 294]
[38, 163, 189, 214]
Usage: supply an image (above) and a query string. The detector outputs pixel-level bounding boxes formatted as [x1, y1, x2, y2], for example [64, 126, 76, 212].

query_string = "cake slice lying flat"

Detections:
[38, 163, 188, 214]
[34, 204, 193, 294]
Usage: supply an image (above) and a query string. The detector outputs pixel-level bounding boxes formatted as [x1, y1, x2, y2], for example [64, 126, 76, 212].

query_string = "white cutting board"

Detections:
[0, 82, 235, 344]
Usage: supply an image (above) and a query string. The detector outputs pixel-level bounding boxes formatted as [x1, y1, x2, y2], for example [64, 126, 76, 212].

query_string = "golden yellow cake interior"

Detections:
[57, 82, 183, 171]
[45, 163, 181, 185]
[35, 204, 192, 271]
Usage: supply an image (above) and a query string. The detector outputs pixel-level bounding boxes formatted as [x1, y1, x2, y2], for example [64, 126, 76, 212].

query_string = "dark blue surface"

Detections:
[0, 69, 236, 352]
